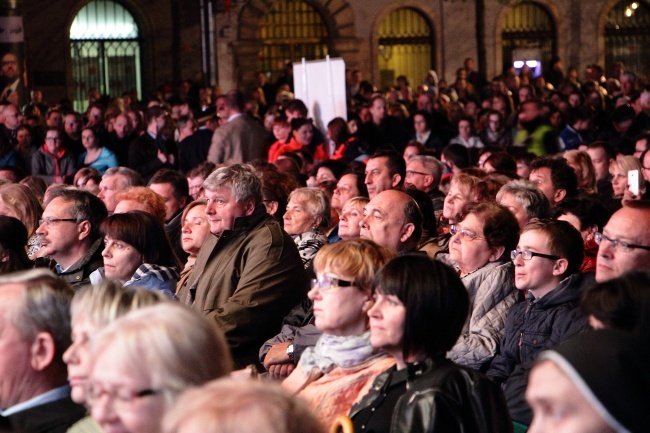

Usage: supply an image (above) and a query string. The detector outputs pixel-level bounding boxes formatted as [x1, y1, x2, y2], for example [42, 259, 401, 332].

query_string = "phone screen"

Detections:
[628, 169, 640, 196]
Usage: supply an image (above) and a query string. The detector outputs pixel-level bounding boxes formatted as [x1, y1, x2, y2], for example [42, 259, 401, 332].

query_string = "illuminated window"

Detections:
[378, 8, 434, 91]
[259, 0, 330, 85]
[70, 0, 142, 112]
[605, 1, 650, 81]
[501, 2, 556, 75]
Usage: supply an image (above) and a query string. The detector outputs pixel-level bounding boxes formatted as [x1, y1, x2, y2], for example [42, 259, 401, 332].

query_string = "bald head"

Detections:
[359, 190, 422, 253]
[596, 204, 650, 282]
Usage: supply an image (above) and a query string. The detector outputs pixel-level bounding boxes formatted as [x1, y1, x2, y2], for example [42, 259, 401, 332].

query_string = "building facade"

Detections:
[21, 0, 650, 106]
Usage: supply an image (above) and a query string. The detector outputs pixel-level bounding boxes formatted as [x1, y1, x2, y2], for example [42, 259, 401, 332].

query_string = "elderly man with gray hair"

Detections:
[177, 163, 308, 369]
[0, 269, 85, 433]
[496, 179, 552, 231]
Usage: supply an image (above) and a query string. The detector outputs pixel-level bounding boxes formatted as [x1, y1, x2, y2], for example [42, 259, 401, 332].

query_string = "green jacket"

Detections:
[178, 207, 309, 369]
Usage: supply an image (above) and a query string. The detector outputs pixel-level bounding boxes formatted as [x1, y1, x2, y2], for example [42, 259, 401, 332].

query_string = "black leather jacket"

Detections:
[350, 357, 513, 433]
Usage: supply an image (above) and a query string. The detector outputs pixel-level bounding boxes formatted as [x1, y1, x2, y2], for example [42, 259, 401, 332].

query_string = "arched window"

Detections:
[605, 1, 650, 81]
[259, 0, 330, 85]
[377, 8, 434, 91]
[501, 2, 556, 75]
[70, 0, 142, 112]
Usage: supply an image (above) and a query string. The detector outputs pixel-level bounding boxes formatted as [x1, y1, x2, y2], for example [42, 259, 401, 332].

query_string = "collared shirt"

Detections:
[227, 113, 243, 122]
[1, 385, 71, 416]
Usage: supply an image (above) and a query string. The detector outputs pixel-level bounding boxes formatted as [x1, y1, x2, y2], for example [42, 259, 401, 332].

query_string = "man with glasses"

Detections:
[0, 269, 85, 432]
[1, 103, 21, 148]
[404, 155, 445, 218]
[487, 219, 590, 427]
[32, 127, 77, 184]
[595, 201, 650, 283]
[35, 188, 107, 287]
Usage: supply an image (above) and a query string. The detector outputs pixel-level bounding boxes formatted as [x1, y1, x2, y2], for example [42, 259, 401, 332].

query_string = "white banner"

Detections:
[0, 16, 24, 43]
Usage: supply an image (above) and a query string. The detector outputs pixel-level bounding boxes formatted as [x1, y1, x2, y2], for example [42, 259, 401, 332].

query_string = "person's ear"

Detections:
[265, 200, 279, 216]
[244, 198, 256, 216]
[553, 188, 567, 205]
[399, 222, 415, 243]
[423, 175, 434, 188]
[488, 245, 506, 262]
[552, 258, 569, 276]
[391, 173, 402, 188]
[77, 220, 91, 241]
[30, 332, 56, 371]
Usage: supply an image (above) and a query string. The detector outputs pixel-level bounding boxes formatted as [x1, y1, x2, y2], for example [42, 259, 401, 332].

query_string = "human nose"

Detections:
[359, 215, 369, 230]
[365, 173, 372, 184]
[102, 243, 112, 258]
[181, 221, 191, 234]
[62, 342, 76, 364]
[307, 286, 321, 301]
[367, 299, 381, 318]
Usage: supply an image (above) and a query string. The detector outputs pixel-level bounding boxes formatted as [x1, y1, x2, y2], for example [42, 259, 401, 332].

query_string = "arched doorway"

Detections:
[258, 0, 330, 86]
[604, 1, 650, 81]
[501, 2, 556, 76]
[70, 0, 142, 112]
[377, 7, 434, 91]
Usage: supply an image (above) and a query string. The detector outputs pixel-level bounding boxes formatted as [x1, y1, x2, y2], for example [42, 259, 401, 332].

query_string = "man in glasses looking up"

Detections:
[595, 201, 650, 283]
[486, 219, 590, 427]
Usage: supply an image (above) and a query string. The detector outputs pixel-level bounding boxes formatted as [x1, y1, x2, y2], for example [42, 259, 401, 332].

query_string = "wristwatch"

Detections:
[286, 343, 295, 361]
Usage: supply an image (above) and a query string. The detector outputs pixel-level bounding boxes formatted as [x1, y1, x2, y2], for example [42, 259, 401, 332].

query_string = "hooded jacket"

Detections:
[487, 272, 593, 425]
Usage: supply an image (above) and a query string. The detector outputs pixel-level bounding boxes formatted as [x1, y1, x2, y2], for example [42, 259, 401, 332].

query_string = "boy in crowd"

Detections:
[487, 219, 591, 426]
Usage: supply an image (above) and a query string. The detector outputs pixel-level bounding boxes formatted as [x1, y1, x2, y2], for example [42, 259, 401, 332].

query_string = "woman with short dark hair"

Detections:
[90, 211, 181, 298]
[350, 256, 512, 433]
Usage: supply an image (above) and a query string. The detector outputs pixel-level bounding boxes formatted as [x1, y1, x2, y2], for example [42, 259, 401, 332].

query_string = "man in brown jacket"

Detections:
[177, 164, 308, 369]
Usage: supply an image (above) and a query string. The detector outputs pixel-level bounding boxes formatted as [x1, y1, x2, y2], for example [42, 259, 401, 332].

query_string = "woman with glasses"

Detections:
[87, 302, 231, 433]
[351, 255, 512, 433]
[63, 281, 166, 433]
[282, 239, 396, 429]
[437, 201, 521, 370]
[89, 211, 181, 298]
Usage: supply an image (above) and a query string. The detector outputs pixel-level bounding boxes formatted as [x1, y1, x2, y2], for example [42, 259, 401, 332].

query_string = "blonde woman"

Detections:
[88, 303, 232, 433]
[0, 183, 43, 258]
[63, 281, 167, 433]
[564, 149, 597, 195]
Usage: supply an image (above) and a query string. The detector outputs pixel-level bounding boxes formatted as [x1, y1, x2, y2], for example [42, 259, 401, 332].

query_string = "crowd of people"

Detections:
[0, 57, 649, 433]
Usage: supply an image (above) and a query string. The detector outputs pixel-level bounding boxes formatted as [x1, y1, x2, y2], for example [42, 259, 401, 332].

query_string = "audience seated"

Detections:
[527, 330, 650, 433]
[90, 211, 181, 298]
[282, 240, 396, 428]
[176, 199, 210, 292]
[496, 179, 551, 231]
[0, 182, 43, 258]
[63, 281, 167, 433]
[359, 189, 422, 254]
[0, 215, 32, 274]
[0, 269, 86, 432]
[594, 201, 650, 282]
[337, 196, 368, 241]
[36, 188, 107, 287]
[163, 378, 326, 433]
[487, 219, 590, 426]
[438, 202, 520, 369]
[113, 185, 167, 225]
[177, 163, 308, 369]
[351, 256, 513, 433]
[283, 187, 330, 273]
[87, 303, 231, 433]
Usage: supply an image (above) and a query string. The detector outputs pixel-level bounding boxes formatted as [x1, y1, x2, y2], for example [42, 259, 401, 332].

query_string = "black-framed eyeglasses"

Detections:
[511, 249, 561, 261]
[311, 275, 355, 292]
[38, 218, 78, 227]
[405, 170, 430, 177]
[450, 224, 486, 241]
[594, 232, 650, 253]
